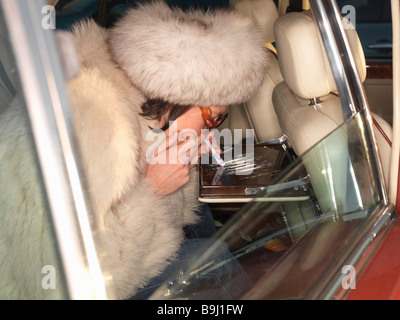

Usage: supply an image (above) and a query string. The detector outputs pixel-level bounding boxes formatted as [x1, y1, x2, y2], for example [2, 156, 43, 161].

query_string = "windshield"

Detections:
[151, 109, 383, 300]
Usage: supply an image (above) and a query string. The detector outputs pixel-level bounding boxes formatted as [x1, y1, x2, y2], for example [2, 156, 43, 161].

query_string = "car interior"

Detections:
[211, 0, 392, 222]
[155, 0, 396, 299]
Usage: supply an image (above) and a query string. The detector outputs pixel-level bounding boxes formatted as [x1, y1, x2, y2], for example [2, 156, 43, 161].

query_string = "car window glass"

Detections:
[336, 0, 392, 60]
[152, 109, 383, 300]
[0, 9, 68, 299]
[54, 0, 230, 29]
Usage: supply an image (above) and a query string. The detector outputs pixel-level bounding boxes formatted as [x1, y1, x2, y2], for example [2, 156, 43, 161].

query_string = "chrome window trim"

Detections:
[1, 0, 109, 299]
[309, 0, 389, 205]
[389, 0, 400, 205]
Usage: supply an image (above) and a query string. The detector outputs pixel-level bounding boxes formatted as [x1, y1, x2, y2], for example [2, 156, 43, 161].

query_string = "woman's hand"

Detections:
[145, 159, 193, 197]
[200, 130, 222, 156]
[145, 129, 202, 197]
[145, 127, 223, 197]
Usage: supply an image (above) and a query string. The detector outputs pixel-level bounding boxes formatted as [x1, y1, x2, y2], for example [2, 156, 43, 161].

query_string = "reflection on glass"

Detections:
[0, 12, 67, 299]
[151, 111, 381, 300]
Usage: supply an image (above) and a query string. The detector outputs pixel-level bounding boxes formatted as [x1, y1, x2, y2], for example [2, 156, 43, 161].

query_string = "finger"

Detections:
[162, 131, 179, 153]
[200, 137, 222, 158]
[209, 130, 222, 154]
[198, 130, 222, 156]
[199, 130, 212, 155]
[177, 138, 199, 165]
[178, 128, 206, 147]
[175, 129, 204, 164]
[149, 130, 178, 158]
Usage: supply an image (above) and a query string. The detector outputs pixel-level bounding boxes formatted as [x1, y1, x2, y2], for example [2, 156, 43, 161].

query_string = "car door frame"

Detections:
[305, 0, 399, 299]
[1, 0, 111, 299]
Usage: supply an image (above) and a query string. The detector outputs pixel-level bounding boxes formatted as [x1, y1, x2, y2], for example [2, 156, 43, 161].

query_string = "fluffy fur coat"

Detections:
[0, 19, 199, 300]
[69, 20, 201, 299]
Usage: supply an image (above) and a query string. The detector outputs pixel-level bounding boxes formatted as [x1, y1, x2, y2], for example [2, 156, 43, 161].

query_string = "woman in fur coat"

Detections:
[0, 1, 268, 299]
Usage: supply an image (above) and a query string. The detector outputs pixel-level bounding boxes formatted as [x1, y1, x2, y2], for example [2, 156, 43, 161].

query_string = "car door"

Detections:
[151, 0, 397, 300]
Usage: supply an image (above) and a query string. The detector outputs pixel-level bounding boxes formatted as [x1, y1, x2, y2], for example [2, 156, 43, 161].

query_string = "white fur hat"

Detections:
[108, 1, 268, 106]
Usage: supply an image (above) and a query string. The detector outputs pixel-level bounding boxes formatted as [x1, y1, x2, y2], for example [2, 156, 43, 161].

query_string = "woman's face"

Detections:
[168, 105, 229, 135]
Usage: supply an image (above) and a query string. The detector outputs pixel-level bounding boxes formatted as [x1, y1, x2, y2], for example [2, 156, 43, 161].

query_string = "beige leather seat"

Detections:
[272, 10, 392, 212]
[224, 0, 283, 143]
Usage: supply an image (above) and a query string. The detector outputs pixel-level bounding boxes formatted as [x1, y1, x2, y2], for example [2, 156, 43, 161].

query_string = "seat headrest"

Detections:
[231, 0, 279, 43]
[273, 10, 366, 99]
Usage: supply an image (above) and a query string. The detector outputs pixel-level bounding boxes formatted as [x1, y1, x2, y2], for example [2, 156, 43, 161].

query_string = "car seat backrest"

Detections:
[272, 10, 392, 213]
[224, 0, 283, 143]
[274, 10, 366, 101]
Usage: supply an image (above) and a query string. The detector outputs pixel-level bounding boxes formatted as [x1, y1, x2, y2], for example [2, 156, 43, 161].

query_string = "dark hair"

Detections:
[140, 98, 192, 131]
